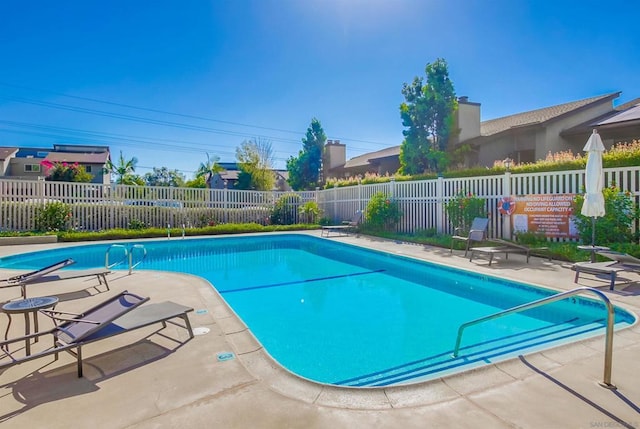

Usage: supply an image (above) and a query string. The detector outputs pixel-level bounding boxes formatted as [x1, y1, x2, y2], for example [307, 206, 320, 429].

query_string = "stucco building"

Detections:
[324, 92, 640, 179]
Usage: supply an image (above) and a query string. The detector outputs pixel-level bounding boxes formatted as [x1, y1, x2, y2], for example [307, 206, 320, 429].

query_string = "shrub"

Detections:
[573, 184, 639, 244]
[364, 192, 402, 232]
[41, 160, 94, 182]
[270, 193, 301, 225]
[34, 202, 72, 232]
[298, 201, 320, 224]
[445, 191, 487, 231]
[127, 219, 147, 230]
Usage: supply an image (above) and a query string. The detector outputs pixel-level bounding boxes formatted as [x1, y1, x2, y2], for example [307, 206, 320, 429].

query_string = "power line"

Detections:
[0, 81, 393, 147]
[0, 120, 292, 160]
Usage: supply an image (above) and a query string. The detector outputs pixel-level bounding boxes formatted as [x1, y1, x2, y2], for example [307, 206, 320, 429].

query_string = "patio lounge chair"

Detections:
[573, 250, 640, 290]
[450, 217, 489, 256]
[1, 258, 111, 298]
[468, 239, 550, 266]
[0, 290, 194, 377]
[0, 258, 76, 285]
[16, 267, 112, 298]
[321, 210, 363, 237]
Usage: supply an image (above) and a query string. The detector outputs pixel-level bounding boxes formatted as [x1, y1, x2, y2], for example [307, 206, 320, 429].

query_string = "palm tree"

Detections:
[195, 153, 224, 188]
[104, 151, 138, 184]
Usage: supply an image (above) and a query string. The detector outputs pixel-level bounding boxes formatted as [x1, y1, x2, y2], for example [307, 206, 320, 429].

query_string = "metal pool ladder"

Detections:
[451, 286, 616, 389]
[105, 244, 147, 274]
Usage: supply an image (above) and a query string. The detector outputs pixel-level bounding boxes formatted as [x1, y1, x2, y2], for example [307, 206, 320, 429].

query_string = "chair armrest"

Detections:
[39, 309, 100, 324]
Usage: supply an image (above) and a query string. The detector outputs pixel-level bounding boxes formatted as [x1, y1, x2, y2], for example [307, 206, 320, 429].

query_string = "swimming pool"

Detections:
[0, 234, 635, 386]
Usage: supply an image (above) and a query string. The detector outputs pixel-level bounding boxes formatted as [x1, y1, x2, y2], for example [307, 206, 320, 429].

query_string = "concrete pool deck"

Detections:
[0, 231, 639, 428]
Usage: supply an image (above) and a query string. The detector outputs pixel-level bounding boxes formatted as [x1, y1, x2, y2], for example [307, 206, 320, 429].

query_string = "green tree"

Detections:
[144, 167, 185, 187]
[185, 175, 207, 188]
[287, 118, 326, 190]
[399, 58, 457, 174]
[104, 151, 139, 184]
[235, 138, 275, 191]
[195, 152, 224, 188]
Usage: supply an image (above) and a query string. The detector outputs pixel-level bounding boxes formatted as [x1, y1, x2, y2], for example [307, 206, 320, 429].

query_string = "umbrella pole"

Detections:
[591, 217, 596, 247]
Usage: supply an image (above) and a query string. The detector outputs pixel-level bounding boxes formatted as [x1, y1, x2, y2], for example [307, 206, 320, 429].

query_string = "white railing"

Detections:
[1, 166, 639, 236]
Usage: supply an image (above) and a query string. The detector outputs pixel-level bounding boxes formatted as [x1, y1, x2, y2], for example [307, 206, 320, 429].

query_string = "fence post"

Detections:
[223, 181, 229, 223]
[332, 183, 338, 221]
[436, 175, 444, 234]
[502, 171, 512, 239]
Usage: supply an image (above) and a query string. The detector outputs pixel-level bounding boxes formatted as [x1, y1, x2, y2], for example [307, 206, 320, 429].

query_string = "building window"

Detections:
[24, 164, 41, 173]
[85, 165, 92, 173]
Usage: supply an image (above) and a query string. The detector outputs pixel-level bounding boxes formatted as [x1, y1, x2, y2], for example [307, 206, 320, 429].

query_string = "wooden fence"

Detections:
[1, 165, 639, 238]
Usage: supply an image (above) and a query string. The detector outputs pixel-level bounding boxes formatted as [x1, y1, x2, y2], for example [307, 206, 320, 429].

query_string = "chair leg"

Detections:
[610, 272, 616, 290]
[76, 345, 83, 377]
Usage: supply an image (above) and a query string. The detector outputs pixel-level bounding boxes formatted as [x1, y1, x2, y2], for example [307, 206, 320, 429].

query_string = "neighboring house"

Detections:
[0, 144, 111, 184]
[324, 92, 640, 179]
[207, 162, 291, 191]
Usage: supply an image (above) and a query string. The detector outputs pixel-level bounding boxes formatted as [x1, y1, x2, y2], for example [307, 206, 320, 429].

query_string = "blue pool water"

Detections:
[0, 234, 635, 386]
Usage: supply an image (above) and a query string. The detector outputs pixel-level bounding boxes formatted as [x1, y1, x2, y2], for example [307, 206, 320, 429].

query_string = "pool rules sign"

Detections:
[509, 194, 578, 238]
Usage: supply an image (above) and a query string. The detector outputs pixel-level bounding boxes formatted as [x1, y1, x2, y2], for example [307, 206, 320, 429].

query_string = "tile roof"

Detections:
[343, 146, 401, 168]
[480, 93, 619, 137]
[0, 147, 18, 161]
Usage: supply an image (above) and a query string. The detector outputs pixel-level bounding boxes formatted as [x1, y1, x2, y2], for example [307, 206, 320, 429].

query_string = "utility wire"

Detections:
[0, 81, 393, 147]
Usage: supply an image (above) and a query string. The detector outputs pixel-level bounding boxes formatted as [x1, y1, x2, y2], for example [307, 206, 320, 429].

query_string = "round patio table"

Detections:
[3, 296, 59, 355]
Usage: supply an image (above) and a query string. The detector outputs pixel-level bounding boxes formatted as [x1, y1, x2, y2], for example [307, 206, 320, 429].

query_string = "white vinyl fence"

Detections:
[1, 165, 639, 238]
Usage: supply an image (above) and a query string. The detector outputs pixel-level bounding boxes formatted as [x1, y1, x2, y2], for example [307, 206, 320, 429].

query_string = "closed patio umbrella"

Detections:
[581, 129, 606, 246]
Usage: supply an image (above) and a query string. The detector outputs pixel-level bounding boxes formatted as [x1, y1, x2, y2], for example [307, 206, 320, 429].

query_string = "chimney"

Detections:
[455, 97, 481, 142]
[324, 140, 345, 169]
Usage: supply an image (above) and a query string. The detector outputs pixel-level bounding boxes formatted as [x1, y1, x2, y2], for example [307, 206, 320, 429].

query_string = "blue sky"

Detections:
[1, 0, 638, 178]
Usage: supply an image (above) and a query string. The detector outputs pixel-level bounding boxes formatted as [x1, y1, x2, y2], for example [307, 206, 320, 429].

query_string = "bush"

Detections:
[298, 201, 320, 224]
[127, 219, 147, 230]
[34, 202, 72, 232]
[270, 193, 302, 225]
[363, 192, 402, 232]
[573, 184, 639, 244]
[41, 161, 94, 182]
[445, 191, 487, 231]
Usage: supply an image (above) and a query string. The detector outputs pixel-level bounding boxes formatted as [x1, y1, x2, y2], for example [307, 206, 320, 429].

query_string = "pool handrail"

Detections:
[129, 244, 147, 274]
[105, 244, 147, 274]
[451, 286, 616, 389]
[105, 244, 128, 269]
